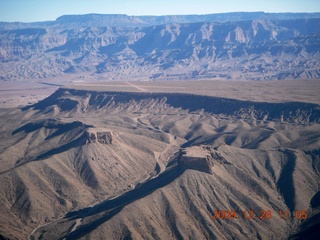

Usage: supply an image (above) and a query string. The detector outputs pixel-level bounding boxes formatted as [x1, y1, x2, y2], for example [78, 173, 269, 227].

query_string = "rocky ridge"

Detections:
[0, 13, 320, 81]
[85, 129, 115, 145]
[0, 87, 319, 239]
[26, 88, 320, 124]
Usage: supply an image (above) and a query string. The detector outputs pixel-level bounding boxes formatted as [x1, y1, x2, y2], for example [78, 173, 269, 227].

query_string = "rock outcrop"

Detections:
[178, 146, 214, 174]
[85, 129, 115, 144]
[178, 145, 234, 174]
[27, 88, 320, 124]
[1, 14, 320, 81]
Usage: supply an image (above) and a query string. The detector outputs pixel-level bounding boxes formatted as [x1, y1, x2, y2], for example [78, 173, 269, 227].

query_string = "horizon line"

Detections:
[1, 11, 320, 24]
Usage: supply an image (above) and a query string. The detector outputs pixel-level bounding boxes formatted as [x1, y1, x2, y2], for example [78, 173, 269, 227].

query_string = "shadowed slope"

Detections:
[1, 15, 320, 81]
[1, 87, 320, 239]
[27, 88, 320, 123]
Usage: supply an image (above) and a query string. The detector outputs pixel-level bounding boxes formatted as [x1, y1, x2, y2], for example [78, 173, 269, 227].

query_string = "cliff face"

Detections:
[27, 88, 320, 124]
[178, 146, 214, 174]
[1, 14, 320, 80]
[1, 87, 320, 239]
[85, 129, 115, 144]
[178, 145, 234, 174]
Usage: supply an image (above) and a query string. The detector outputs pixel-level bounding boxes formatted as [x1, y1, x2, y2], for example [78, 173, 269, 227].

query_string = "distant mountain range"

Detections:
[2, 12, 320, 28]
[0, 12, 320, 81]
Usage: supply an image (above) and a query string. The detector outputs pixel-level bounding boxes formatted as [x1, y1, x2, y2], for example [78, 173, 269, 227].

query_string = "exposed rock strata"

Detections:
[85, 129, 115, 144]
[1, 88, 320, 239]
[178, 146, 214, 174]
[1, 14, 319, 80]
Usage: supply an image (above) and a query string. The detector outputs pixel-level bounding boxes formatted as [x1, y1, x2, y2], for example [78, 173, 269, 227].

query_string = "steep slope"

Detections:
[30, 136, 320, 240]
[25, 88, 320, 123]
[0, 87, 319, 239]
[0, 15, 320, 81]
[0, 108, 174, 239]
[58, 146, 319, 240]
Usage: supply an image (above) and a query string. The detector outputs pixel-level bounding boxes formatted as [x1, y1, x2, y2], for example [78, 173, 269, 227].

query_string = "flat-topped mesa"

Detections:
[178, 146, 214, 174]
[85, 129, 115, 144]
[178, 145, 233, 174]
[26, 88, 320, 124]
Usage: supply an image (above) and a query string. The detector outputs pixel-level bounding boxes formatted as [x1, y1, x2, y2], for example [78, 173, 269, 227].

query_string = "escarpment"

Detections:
[1, 85, 320, 240]
[26, 88, 320, 124]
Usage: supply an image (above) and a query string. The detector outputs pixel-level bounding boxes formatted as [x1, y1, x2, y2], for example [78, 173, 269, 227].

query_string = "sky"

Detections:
[1, 0, 320, 23]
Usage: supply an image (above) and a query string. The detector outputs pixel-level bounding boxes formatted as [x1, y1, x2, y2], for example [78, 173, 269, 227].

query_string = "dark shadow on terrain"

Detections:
[12, 119, 90, 139]
[64, 165, 184, 239]
[181, 136, 202, 148]
[22, 89, 78, 112]
[194, 132, 235, 147]
[10, 28, 47, 36]
[289, 211, 320, 240]
[36, 136, 85, 160]
[242, 129, 275, 149]
[154, 162, 160, 175]
[163, 94, 320, 123]
[306, 149, 320, 175]
[276, 150, 296, 212]
[28, 88, 320, 123]
[38, 82, 64, 87]
[66, 207, 124, 240]
[310, 191, 320, 208]
[0, 234, 9, 240]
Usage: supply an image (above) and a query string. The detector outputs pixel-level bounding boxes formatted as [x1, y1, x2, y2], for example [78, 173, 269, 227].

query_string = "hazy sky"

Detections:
[1, 0, 320, 22]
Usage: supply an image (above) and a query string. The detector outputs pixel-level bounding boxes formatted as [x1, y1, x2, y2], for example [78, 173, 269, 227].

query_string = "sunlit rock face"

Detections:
[178, 146, 214, 174]
[85, 129, 115, 144]
[1, 13, 320, 81]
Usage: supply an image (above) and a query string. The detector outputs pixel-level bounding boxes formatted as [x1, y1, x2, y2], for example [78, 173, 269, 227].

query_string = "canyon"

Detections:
[1, 12, 320, 82]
